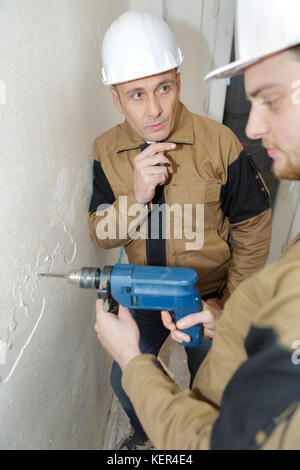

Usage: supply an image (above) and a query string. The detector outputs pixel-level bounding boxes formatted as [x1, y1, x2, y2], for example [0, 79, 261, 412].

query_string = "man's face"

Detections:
[110, 69, 181, 142]
[245, 50, 300, 180]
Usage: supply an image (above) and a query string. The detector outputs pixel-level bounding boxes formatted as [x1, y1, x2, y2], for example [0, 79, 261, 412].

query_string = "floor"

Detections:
[102, 336, 190, 450]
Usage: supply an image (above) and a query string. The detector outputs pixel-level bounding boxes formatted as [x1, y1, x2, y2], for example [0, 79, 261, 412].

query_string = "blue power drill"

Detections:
[39, 264, 202, 347]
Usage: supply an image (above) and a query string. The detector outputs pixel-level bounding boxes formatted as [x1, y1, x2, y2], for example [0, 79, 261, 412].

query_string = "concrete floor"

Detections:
[102, 336, 190, 450]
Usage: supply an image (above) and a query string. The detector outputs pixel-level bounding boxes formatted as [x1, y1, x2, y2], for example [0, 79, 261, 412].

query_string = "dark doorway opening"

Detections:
[222, 42, 279, 208]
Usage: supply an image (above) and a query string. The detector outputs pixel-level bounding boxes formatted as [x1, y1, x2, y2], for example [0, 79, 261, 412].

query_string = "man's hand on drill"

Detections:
[161, 299, 223, 343]
[95, 299, 141, 371]
[95, 297, 223, 366]
[133, 142, 175, 204]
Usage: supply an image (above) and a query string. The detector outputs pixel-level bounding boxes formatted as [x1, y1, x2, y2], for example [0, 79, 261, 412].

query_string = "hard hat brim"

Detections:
[205, 40, 300, 81]
[102, 63, 182, 86]
[204, 57, 258, 81]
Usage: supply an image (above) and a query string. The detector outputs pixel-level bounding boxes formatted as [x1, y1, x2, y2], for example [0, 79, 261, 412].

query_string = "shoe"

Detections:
[114, 429, 155, 450]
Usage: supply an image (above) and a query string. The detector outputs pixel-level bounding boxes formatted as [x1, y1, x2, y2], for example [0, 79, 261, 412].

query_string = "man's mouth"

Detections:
[144, 116, 168, 131]
[266, 147, 280, 158]
[148, 121, 166, 130]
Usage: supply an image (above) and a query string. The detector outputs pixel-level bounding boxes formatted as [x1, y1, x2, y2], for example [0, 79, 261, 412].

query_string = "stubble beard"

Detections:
[272, 149, 300, 181]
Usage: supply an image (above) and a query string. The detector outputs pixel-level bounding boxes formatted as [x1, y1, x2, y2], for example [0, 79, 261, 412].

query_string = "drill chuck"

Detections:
[73, 267, 100, 289]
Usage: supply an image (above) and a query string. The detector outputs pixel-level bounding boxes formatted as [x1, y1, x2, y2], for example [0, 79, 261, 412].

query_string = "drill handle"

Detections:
[97, 290, 119, 315]
[174, 310, 202, 348]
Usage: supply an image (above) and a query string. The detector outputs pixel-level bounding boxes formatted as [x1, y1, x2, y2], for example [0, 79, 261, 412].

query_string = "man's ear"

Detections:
[176, 72, 181, 101]
[109, 86, 123, 115]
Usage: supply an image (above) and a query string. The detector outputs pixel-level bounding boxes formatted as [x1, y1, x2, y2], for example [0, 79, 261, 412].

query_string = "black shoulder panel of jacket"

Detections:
[211, 326, 300, 450]
[221, 151, 270, 224]
[88, 160, 116, 213]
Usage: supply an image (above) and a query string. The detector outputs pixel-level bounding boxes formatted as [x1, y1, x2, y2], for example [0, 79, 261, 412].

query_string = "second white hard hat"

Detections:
[205, 0, 300, 81]
[101, 11, 184, 86]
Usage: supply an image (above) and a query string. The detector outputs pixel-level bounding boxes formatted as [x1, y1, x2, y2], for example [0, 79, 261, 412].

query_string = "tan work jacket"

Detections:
[122, 233, 300, 450]
[89, 101, 272, 303]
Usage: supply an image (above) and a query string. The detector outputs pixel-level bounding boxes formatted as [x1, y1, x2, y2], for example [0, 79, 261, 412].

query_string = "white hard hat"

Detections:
[205, 0, 300, 81]
[101, 11, 184, 86]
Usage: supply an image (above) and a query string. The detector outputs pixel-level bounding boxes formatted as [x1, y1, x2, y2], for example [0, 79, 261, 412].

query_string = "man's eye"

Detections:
[160, 85, 170, 94]
[132, 92, 142, 100]
[263, 98, 277, 108]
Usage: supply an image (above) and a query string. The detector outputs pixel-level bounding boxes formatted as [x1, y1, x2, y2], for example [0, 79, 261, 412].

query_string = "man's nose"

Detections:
[147, 95, 163, 118]
[245, 105, 270, 140]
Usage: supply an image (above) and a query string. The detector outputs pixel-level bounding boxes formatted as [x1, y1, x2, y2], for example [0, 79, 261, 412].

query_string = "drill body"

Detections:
[85, 264, 202, 347]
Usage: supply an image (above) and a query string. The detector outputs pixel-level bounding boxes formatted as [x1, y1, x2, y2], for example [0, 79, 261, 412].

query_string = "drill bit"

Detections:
[39, 268, 100, 288]
[39, 273, 69, 279]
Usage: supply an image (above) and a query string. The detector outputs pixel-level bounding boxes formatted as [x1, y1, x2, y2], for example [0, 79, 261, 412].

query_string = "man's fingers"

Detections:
[118, 304, 133, 319]
[203, 328, 215, 339]
[142, 165, 169, 177]
[137, 153, 173, 170]
[135, 142, 176, 161]
[95, 299, 116, 332]
[96, 298, 104, 307]
[95, 298, 104, 320]
[161, 310, 176, 331]
[95, 299, 103, 333]
[143, 164, 168, 173]
[171, 330, 191, 344]
[176, 310, 213, 329]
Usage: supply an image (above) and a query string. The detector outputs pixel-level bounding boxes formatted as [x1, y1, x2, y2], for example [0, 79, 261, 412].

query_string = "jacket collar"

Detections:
[116, 101, 195, 153]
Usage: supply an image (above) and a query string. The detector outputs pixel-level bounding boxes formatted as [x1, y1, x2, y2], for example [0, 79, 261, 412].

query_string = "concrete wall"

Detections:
[0, 0, 128, 450]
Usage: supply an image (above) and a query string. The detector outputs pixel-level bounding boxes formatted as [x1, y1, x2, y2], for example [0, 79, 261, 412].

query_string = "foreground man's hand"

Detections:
[133, 142, 175, 204]
[95, 299, 141, 370]
[161, 298, 223, 342]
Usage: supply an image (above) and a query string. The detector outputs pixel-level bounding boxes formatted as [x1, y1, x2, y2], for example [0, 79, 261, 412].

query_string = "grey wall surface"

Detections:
[0, 0, 127, 450]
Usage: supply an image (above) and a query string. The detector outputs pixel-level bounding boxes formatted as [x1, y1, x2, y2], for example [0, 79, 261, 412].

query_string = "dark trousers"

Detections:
[110, 308, 212, 439]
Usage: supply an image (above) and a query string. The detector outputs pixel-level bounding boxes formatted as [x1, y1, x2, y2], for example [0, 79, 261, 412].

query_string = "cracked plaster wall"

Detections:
[0, 0, 128, 449]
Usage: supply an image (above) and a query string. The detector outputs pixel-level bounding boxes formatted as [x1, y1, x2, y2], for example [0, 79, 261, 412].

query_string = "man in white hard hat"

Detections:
[90, 10, 273, 449]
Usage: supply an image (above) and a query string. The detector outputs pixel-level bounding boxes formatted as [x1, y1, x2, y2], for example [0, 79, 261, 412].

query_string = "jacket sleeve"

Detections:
[220, 151, 272, 304]
[88, 148, 149, 250]
[122, 354, 219, 450]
